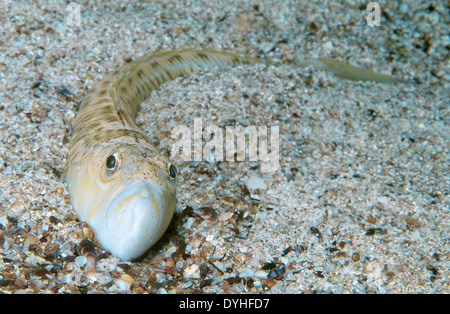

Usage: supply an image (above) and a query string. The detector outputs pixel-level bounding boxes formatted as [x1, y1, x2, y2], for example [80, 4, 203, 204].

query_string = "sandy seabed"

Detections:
[0, 0, 448, 294]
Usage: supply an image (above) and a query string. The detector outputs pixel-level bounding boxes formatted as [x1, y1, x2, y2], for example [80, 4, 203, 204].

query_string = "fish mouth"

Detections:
[95, 181, 169, 260]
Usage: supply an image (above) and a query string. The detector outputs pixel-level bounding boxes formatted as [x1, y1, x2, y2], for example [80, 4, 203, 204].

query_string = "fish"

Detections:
[65, 48, 410, 260]
[296, 58, 413, 83]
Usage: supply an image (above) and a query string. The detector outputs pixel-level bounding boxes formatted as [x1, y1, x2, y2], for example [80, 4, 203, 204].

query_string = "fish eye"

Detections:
[106, 153, 120, 171]
[168, 163, 177, 180]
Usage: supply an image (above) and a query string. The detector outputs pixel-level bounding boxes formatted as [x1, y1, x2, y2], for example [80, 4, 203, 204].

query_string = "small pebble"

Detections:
[184, 264, 200, 278]
[114, 274, 136, 291]
[246, 176, 267, 191]
[75, 256, 87, 267]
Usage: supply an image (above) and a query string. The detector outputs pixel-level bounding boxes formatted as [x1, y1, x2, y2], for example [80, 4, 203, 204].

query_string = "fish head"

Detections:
[66, 143, 177, 260]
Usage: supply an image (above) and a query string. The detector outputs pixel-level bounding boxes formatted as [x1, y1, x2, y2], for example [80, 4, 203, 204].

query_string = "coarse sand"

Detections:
[0, 0, 448, 293]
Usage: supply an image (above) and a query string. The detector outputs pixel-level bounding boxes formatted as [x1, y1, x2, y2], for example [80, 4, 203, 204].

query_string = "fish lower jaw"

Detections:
[91, 184, 171, 260]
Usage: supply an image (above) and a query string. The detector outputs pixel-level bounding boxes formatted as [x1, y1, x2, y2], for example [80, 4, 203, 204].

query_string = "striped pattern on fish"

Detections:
[65, 48, 410, 260]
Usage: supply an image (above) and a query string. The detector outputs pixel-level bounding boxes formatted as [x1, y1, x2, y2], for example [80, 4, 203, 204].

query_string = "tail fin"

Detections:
[294, 57, 413, 83]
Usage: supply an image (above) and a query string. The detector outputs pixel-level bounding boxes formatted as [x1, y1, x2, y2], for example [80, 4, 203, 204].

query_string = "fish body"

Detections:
[65, 48, 409, 260]
[66, 49, 268, 260]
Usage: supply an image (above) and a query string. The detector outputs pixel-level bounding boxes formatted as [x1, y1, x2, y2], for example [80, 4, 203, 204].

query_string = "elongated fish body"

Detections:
[65, 49, 270, 260]
[65, 48, 409, 260]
